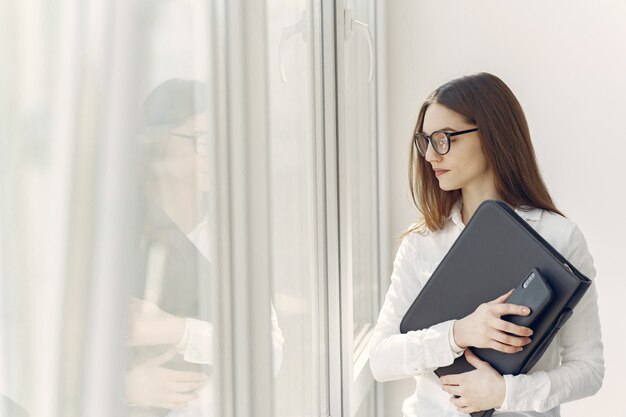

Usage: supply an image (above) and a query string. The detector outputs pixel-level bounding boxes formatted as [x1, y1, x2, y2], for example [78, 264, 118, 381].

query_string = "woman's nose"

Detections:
[424, 142, 442, 163]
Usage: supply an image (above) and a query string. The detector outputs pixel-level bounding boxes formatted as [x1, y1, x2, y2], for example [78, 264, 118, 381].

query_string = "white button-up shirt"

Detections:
[166, 216, 285, 417]
[369, 198, 604, 416]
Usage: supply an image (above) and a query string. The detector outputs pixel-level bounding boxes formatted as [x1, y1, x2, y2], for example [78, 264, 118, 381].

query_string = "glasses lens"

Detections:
[414, 133, 428, 156]
[431, 132, 448, 154]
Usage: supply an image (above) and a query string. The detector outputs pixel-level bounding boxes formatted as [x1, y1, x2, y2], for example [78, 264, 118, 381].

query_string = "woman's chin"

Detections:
[439, 185, 463, 193]
[436, 181, 454, 191]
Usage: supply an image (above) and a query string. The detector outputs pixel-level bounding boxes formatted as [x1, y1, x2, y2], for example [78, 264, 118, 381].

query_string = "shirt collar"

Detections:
[449, 197, 542, 229]
[449, 198, 464, 228]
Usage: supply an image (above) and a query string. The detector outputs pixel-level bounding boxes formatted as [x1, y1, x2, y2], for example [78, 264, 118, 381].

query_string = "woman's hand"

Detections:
[453, 289, 534, 353]
[127, 297, 187, 347]
[124, 349, 208, 409]
[440, 349, 506, 413]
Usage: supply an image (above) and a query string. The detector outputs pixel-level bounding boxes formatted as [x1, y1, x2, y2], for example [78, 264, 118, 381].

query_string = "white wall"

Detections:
[382, 1, 626, 415]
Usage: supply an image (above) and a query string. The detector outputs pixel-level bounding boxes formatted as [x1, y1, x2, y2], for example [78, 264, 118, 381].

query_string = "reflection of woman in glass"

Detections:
[369, 73, 604, 416]
[125, 79, 284, 415]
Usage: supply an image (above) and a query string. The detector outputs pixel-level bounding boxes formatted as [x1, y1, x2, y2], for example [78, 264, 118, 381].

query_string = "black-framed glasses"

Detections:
[413, 127, 479, 156]
[170, 131, 210, 157]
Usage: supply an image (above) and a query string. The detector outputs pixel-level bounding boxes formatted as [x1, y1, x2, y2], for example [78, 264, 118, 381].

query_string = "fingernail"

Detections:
[522, 308, 530, 314]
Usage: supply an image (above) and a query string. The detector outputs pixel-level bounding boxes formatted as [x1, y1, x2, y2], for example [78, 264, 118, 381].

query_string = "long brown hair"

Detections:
[400, 72, 563, 241]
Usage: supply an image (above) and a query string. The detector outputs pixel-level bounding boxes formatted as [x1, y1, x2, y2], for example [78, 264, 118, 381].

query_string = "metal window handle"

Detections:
[278, 10, 309, 83]
[344, 8, 374, 82]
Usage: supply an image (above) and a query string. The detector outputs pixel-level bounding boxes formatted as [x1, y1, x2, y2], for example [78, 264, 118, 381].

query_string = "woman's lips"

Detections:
[434, 169, 449, 177]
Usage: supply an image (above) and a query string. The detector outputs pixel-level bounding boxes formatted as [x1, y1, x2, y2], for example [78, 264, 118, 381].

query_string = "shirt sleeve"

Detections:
[270, 303, 285, 377]
[496, 223, 605, 412]
[175, 305, 284, 377]
[175, 318, 214, 364]
[449, 320, 466, 355]
[368, 234, 465, 382]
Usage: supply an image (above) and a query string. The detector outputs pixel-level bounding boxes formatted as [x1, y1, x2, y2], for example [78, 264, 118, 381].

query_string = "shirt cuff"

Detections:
[403, 319, 465, 374]
[180, 318, 213, 364]
[495, 371, 552, 412]
[495, 374, 513, 410]
[448, 320, 465, 357]
[175, 318, 191, 354]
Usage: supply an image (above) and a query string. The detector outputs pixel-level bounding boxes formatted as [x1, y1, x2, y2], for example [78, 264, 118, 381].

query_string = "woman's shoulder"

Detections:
[533, 209, 592, 266]
[542, 210, 597, 279]
[398, 219, 452, 260]
[535, 208, 581, 238]
[401, 208, 588, 247]
[400, 219, 441, 243]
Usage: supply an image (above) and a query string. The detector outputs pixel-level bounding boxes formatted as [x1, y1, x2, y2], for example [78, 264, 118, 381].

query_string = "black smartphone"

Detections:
[502, 268, 553, 328]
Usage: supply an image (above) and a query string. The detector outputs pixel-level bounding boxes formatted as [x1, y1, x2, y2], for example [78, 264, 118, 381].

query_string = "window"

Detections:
[0, 1, 386, 416]
[339, 1, 382, 416]
[268, 0, 329, 416]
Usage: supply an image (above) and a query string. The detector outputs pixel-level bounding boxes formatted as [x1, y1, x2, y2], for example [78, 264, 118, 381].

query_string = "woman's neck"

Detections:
[153, 180, 206, 234]
[460, 188, 503, 225]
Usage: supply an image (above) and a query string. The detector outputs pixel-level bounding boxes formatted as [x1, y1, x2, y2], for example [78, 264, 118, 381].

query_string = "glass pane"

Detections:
[344, 0, 379, 352]
[0, 1, 76, 415]
[267, 0, 329, 416]
[126, 0, 218, 415]
[354, 387, 376, 417]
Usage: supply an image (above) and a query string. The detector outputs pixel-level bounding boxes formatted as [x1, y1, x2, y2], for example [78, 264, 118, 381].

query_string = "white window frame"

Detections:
[213, 1, 390, 416]
[332, 1, 388, 416]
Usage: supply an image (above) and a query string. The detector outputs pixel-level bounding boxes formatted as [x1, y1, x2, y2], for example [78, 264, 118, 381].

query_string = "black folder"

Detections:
[399, 200, 591, 417]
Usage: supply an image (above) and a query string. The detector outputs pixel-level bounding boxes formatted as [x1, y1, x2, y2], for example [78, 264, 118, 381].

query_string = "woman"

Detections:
[125, 78, 284, 415]
[368, 72, 604, 416]
[124, 78, 215, 414]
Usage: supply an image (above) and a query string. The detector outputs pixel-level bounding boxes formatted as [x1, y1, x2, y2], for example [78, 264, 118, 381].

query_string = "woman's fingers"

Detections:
[441, 384, 462, 396]
[486, 339, 524, 353]
[464, 291, 533, 351]
[450, 395, 469, 408]
[160, 392, 200, 409]
[464, 348, 491, 369]
[171, 392, 199, 407]
[176, 380, 207, 393]
[488, 289, 514, 304]
[493, 318, 533, 337]
[439, 374, 462, 386]
[492, 302, 530, 318]
[176, 371, 209, 382]
[489, 329, 530, 348]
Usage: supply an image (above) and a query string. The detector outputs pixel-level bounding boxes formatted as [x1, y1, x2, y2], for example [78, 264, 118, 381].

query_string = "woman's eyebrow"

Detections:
[423, 126, 457, 135]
